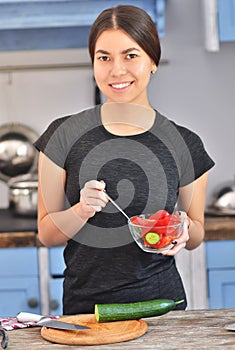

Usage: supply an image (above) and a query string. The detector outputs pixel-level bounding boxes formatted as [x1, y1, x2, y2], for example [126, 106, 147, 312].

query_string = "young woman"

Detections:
[34, 5, 214, 315]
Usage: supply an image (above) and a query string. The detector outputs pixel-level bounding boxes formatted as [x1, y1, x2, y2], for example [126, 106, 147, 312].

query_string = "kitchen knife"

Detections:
[16, 312, 90, 331]
[224, 323, 235, 331]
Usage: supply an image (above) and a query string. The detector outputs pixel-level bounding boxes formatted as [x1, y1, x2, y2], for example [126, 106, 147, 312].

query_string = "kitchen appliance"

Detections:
[208, 178, 235, 215]
[0, 122, 39, 215]
[0, 123, 38, 182]
[8, 173, 38, 217]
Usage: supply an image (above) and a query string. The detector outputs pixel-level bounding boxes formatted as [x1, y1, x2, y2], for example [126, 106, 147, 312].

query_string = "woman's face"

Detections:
[93, 29, 155, 106]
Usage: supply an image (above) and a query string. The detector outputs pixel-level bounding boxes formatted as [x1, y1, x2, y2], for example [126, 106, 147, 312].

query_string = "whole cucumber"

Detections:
[95, 298, 184, 322]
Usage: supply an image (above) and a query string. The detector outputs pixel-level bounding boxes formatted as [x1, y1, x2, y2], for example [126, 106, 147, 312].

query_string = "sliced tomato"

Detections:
[153, 235, 175, 249]
[130, 216, 150, 226]
[130, 216, 155, 235]
[154, 216, 180, 229]
[132, 210, 182, 248]
[149, 210, 170, 221]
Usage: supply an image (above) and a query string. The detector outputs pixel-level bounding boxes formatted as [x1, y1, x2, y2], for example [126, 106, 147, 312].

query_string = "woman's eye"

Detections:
[126, 53, 137, 59]
[98, 56, 110, 61]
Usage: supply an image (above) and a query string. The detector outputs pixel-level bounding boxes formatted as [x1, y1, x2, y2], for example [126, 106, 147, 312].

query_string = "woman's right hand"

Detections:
[80, 180, 108, 219]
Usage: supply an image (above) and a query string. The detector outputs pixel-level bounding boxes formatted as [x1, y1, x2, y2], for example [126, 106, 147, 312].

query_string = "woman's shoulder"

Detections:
[47, 105, 100, 131]
[155, 110, 202, 145]
[34, 105, 100, 153]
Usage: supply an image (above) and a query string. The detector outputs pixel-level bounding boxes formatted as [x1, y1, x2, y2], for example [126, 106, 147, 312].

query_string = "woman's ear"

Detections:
[151, 65, 157, 74]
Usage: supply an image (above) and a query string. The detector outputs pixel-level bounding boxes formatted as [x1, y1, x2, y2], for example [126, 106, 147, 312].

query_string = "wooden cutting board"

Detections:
[41, 314, 148, 345]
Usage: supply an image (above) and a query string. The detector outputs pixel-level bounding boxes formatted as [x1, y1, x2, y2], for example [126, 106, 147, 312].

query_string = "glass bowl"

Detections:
[128, 210, 186, 253]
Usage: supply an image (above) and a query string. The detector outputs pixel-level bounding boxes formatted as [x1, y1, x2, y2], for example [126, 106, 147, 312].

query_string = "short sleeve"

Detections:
[34, 116, 69, 168]
[177, 126, 215, 186]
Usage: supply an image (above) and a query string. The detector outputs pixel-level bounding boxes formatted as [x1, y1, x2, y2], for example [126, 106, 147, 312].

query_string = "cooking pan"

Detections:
[209, 179, 235, 215]
[8, 173, 38, 217]
[0, 123, 38, 182]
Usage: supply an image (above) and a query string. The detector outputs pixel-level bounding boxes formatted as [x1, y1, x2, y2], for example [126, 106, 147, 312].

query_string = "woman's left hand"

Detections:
[160, 221, 190, 256]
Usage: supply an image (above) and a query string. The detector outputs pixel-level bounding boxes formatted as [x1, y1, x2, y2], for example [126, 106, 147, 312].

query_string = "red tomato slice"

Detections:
[154, 216, 180, 227]
[130, 216, 155, 235]
[131, 211, 182, 245]
[130, 216, 154, 227]
[154, 236, 175, 249]
[149, 210, 170, 221]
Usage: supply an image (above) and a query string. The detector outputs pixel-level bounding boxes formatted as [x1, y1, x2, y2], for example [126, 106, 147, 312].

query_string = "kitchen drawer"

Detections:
[208, 269, 235, 308]
[49, 246, 66, 276]
[0, 247, 38, 276]
[206, 240, 235, 269]
[0, 276, 40, 317]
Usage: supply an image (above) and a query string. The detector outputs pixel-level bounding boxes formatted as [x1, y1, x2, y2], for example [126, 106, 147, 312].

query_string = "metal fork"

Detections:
[103, 190, 130, 221]
[0, 322, 8, 349]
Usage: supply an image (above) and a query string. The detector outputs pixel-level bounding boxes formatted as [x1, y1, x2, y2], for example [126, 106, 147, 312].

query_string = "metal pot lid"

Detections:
[0, 123, 39, 182]
[209, 179, 235, 213]
[8, 173, 38, 189]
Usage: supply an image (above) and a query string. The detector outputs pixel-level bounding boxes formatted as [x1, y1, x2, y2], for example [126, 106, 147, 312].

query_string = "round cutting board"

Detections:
[41, 314, 148, 345]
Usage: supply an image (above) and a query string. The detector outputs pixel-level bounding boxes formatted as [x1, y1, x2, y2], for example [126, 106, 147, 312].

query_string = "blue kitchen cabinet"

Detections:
[206, 240, 235, 308]
[0, 247, 40, 317]
[218, 0, 235, 41]
[0, 0, 165, 51]
[49, 278, 64, 316]
[48, 246, 65, 315]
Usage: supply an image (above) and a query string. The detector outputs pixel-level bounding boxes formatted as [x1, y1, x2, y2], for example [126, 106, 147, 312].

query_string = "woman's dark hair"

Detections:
[88, 5, 161, 66]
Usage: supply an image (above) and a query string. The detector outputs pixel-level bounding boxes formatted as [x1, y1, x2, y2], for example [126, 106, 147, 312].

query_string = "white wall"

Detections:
[0, 0, 234, 208]
[0, 49, 94, 207]
[148, 0, 235, 206]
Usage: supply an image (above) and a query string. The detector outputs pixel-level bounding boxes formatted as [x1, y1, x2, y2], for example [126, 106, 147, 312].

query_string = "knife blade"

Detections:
[16, 312, 90, 331]
[37, 318, 90, 331]
[224, 323, 235, 331]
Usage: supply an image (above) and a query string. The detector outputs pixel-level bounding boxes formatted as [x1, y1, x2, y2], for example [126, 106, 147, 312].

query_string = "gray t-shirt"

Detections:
[35, 105, 214, 314]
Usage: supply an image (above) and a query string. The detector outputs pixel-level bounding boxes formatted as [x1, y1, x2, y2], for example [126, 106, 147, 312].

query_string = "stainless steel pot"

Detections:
[210, 180, 235, 215]
[8, 174, 38, 217]
[0, 123, 38, 182]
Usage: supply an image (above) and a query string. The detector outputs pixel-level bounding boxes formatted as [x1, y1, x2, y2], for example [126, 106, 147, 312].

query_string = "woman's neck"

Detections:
[100, 103, 156, 136]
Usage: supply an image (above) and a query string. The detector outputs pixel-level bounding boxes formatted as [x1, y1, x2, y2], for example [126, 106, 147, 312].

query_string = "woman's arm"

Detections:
[162, 172, 208, 256]
[37, 152, 108, 247]
[179, 172, 208, 250]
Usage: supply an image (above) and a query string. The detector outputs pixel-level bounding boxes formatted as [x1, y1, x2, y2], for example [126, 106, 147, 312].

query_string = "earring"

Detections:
[151, 66, 157, 74]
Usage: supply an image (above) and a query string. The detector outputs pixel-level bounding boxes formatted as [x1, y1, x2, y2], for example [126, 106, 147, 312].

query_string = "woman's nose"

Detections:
[110, 59, 126, 76]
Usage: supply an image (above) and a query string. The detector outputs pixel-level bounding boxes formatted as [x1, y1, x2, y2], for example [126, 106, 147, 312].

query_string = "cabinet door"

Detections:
[0, 247, 38, 276]
[0, 247, 40, 316]
[206, 240, 235, 308]
[49, 246, 65, 277]
[218, 0, 235, 41]
[0, 277, 40, 317]
[0, 0, 165, 51]
[208, 269, 235, 308]
[49, 278, 64, 316]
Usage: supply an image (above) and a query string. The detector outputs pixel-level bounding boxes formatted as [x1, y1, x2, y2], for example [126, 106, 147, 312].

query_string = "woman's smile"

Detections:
[109, 81, 133, 91]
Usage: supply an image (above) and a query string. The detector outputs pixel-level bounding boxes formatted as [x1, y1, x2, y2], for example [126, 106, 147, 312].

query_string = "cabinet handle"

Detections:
[27, 298, 39, 308]
[49, 300, 59, 311]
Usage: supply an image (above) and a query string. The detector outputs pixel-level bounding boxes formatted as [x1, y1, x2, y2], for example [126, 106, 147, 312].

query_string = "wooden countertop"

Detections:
[6, 309, 235, 349]
[204, 215, 235, 240]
